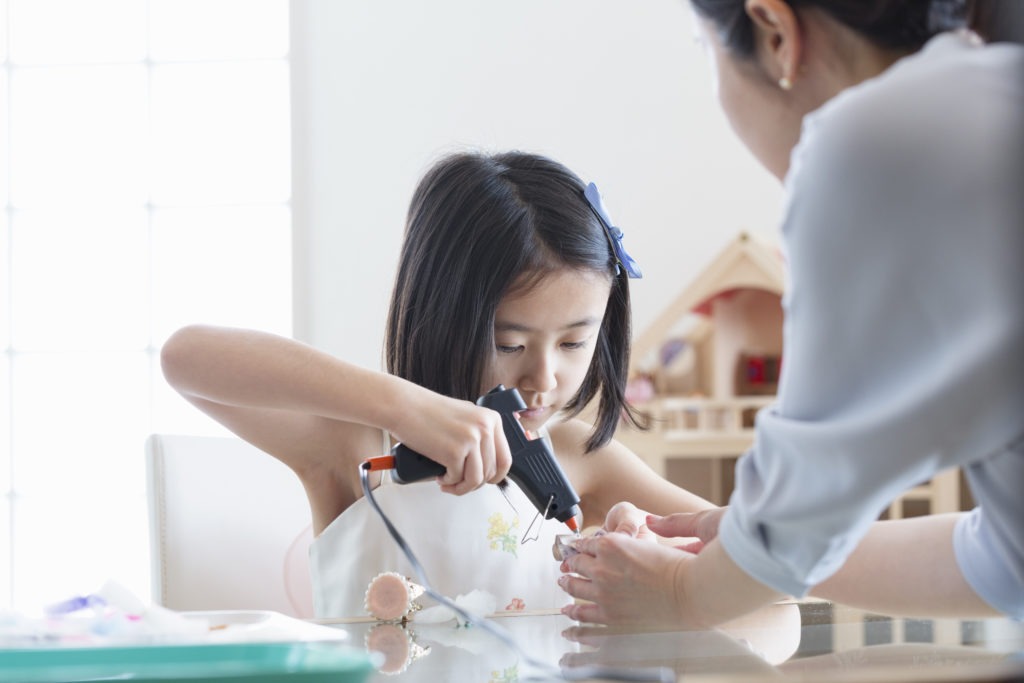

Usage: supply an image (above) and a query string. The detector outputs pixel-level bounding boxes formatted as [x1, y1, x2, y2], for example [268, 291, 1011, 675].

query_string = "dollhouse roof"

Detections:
[631, 231, 785, 372]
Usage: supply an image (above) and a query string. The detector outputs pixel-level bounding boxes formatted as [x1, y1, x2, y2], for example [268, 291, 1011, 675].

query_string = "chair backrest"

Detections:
[145, 434, 314, 618]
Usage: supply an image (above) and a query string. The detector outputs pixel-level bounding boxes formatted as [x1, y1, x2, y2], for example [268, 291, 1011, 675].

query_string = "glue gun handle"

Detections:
[477, 384, 582, 525]
[507, 441, 582, 525]
[391, 384, 518, 485]
[391, 443, 445, 484]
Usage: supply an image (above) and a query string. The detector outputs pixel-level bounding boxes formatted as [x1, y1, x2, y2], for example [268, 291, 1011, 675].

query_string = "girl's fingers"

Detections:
[426, 401, 513, 494]
[609, 508, 642, 536]
[481, 433, 507, 485]
[491, 432, 513, 483]
[462, 446, 485, 492]
[445, 447, 484, 495]
[440, 452, 464, 487]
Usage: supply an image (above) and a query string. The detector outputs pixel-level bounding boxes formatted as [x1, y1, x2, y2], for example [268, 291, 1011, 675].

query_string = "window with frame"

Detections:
[0, 0, 292, 610]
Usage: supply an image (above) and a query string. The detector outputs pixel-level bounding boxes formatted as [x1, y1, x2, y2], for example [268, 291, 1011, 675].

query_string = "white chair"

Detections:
[145, 434, 315, 618]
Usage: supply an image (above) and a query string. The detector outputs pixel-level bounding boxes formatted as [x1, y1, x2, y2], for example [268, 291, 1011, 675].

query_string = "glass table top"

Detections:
[318, 600, 1024, 682]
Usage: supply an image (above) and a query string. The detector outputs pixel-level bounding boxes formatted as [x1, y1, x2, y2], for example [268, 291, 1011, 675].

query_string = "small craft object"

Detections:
[552, 528, 605, 562]
[365, 622, 430, 675]
[364, 572, 425, 622]
[553, 534, 579, 562]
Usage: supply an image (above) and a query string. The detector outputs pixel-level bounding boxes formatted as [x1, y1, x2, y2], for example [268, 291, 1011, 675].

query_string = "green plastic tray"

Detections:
[0, 641, 377, 683]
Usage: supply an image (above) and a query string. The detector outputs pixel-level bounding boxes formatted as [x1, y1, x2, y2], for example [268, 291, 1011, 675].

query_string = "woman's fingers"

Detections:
[647, 507, 725, 543]
[676, 539, 706, 554]
[561, 599, 604, 624]
[557, 532, 697, 628]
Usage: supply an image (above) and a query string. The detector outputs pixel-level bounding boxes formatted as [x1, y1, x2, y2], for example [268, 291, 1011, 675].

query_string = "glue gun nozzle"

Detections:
[565, 516, 579, 534]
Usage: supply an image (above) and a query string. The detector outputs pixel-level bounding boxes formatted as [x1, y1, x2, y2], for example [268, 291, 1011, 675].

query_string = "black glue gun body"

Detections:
[391, 385, 582, 529]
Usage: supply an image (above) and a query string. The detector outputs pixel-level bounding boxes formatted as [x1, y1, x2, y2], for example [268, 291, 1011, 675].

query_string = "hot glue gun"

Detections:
[365, 385, 581, 533]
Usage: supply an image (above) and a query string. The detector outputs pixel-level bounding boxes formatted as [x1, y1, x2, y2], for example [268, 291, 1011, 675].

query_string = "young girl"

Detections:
[160, 150, 713, 618]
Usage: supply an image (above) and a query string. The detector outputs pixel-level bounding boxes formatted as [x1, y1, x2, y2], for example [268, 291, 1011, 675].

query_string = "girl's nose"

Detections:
[519, 351, 557, 395]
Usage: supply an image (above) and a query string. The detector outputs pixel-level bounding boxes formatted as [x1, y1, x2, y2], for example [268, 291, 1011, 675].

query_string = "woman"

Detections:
[558, 0, 1024, 627]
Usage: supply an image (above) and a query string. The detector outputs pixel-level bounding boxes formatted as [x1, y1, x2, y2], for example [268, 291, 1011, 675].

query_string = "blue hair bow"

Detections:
[584, 182, 643, 279]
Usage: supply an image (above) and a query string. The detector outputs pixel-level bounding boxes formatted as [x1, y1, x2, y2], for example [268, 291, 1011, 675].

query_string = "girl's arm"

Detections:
[550, 418, 715, 530]
[160, 324, 512, 533]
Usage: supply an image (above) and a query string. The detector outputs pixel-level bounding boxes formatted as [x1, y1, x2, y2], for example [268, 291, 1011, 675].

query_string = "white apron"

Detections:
[309, 434, 571, 618]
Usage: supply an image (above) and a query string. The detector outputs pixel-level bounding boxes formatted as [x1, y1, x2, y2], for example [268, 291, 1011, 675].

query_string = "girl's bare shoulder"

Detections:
[546, 416, 631, 460]
[544, 416, 628, 487]
[545, 416, 593, 458]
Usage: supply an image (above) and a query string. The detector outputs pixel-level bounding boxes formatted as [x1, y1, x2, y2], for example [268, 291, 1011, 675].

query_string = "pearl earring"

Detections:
[778, 76, 793, 91]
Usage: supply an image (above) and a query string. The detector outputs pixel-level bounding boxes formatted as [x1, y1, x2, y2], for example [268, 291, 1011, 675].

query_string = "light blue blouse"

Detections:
[718, 31, 1024, 618]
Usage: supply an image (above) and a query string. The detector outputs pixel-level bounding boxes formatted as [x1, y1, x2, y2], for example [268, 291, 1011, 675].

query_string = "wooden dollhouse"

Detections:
[617, 232, 785, 503]
[619, 231, 961, 514]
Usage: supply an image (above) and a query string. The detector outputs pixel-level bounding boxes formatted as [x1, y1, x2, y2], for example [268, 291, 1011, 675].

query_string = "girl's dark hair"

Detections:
[690, 0, 977, 56]
[385, 151, 640, 452]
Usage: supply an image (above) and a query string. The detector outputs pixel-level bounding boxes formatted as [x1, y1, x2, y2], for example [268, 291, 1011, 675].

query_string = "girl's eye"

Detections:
[496, 344, 522, 354]
[562, 340, 588, 351]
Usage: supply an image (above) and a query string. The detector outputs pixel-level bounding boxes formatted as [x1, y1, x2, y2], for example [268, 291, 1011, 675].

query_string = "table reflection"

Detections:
[322, 601, 1024, 682]
[779, 602, 1024, 682]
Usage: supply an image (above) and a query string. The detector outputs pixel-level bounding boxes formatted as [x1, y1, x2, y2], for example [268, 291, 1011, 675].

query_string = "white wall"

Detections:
[290, 0, 783, 369]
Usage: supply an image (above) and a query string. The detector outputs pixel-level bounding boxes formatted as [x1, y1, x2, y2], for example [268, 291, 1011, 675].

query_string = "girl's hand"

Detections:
[647, 507, 726, 554]
[603, 502, 657, 541]
[390, 391, 513, 495]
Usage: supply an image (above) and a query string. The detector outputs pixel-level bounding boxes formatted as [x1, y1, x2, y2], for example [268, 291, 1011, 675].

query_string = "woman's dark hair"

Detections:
[385, 150, 640, 452]
[967, 0, 1024, 43]
[690, 0, 977, 56]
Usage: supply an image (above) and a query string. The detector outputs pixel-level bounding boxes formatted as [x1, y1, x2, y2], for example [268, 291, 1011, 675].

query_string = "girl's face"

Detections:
[482, 268, 612, 432]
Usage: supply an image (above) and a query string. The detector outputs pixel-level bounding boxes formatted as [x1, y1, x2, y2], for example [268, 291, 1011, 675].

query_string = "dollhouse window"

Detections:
[735, 353, 782, 396]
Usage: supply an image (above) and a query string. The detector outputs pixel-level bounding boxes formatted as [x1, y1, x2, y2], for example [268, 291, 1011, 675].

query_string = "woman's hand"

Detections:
[647, 507, 726, 554]
[558, 531, 697, 628]
[555, 504, 725, 625]
[389, 390, 513, 495]
[558, 530, 783, 629]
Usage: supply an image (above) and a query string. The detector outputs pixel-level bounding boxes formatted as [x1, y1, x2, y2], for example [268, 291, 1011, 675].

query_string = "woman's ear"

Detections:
[745, 0, 803, 89]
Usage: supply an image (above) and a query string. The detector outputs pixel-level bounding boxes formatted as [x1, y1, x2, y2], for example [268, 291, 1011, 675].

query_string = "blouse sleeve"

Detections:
[717, 64, 1024, 599]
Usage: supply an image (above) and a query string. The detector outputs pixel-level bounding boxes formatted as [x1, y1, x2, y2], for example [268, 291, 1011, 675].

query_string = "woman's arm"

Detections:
[811, 513, 999, 617]
[573, 507, 999, 622]
[652, 509, 999, 617]
[160, 324, 512, 532]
